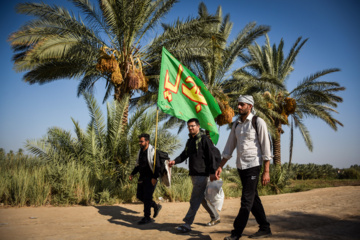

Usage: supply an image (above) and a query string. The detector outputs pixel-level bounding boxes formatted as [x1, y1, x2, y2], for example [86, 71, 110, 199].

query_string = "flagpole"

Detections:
[153, 107, 159, 173]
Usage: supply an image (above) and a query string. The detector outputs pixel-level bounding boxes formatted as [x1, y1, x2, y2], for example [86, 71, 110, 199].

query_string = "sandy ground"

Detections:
[1, 186, 359, 240]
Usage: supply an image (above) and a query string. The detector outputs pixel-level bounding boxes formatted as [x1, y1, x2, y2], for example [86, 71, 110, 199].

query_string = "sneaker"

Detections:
[153, 204, 162, 218]
[206, 218, 220, 226]
[249, 229, 272, 239]
[224, 235, 240, 240]
[138, 217, 154, 225]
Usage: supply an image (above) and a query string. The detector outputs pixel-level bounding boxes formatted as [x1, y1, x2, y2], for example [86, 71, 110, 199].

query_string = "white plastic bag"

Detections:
[161, 160, 171, 187]
[205, 179, 225, 211]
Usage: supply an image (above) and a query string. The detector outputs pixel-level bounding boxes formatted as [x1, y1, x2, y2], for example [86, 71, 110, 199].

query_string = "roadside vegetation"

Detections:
[1, 148, 359, 206]
[0, 93, 182, 206]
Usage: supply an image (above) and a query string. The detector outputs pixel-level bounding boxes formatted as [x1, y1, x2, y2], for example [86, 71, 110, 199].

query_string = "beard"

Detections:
[239, 106, 251, 116]
[239, 110, 250, 116]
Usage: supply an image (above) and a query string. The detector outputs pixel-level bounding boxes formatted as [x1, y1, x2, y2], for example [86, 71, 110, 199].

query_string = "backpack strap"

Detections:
[252, 115, 259, 136]
[234, 115, 259, 136]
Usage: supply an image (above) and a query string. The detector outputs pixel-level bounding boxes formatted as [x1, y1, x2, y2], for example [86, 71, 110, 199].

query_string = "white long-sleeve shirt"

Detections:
[222, 113, 272, 170]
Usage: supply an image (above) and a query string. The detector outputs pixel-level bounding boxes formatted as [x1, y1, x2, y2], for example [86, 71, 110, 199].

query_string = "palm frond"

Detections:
[83, 93, 106, 147]
[106, 95, 129, 158]
[292, 115, 312, 151]
[280, 37, 308, 81]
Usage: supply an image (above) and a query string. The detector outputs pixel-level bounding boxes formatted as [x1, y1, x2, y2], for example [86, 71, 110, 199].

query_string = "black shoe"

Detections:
[153, 204, 162, 218]
[176, 224, 191, 233]
[224, 235, 240, 240]
[138, 217, 154, 225]
[249, 229, 272, 239]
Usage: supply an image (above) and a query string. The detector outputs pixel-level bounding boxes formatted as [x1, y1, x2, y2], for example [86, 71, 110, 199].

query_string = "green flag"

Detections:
[157, 47, 222, 144]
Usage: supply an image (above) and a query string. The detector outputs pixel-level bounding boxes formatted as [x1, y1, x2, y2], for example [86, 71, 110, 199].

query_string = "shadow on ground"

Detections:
[220, 211, 360, 240]
[96, 206, 360, 239]
[95, 206, 212, 239]
[268, 211, 360, 240]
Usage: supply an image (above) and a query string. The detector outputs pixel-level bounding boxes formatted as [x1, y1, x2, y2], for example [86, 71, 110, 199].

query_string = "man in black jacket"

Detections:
[169, 118, 220, 233]
[129, 133, 162, 225]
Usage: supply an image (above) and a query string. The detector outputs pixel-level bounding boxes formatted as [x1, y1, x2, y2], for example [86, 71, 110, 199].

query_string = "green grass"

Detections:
[283, 179, 360, 193]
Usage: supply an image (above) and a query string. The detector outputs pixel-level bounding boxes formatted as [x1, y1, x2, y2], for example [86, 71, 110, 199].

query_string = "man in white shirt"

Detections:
[215, 95, 272, 240]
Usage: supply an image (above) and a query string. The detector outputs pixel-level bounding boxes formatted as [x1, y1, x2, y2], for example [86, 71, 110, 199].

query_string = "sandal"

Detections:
[206, 218, 220, 226]
[176, 225, 191, 233]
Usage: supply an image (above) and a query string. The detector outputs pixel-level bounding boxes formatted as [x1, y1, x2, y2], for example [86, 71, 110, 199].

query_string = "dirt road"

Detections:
[1, 186, 359, 240]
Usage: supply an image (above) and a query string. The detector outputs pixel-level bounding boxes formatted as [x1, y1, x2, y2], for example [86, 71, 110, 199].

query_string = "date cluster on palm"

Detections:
[280, 97, 296, 124]
[216, 101, 235, 126]
[263, 91, 296, 125]
[96, 47, 148, 92]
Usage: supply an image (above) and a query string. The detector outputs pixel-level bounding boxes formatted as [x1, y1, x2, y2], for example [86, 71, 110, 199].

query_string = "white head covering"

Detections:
[238, 95, 254, 105]
[238, 95, 255, 114]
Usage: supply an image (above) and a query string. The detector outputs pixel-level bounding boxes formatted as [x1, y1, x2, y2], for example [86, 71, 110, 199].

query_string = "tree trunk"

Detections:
[272, 120, 282, 165]
[288, 119, 294, 169]
[122, 105, 129, 126]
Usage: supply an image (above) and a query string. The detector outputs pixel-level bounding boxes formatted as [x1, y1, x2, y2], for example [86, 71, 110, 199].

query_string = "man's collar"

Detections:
[246, 113, 254, 121]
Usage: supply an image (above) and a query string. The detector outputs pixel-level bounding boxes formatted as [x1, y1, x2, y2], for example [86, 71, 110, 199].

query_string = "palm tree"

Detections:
[230, 36, 345, 165]
[188, 3, 271, 127]
[135, 3, 270, 131]
[25, 93, 181, 182]
[9, 0, 218, 123]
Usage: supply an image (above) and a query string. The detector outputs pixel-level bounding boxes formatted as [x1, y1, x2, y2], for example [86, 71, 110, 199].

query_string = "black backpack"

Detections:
[156, 150, 170, 176]
[209, 141, 222, 171]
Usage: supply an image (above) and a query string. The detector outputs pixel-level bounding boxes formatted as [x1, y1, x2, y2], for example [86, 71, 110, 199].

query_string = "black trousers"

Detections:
[137, 178, 157, 219]
[231, 166, 270, 237]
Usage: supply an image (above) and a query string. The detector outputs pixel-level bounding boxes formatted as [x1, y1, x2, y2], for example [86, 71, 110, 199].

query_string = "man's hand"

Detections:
[215, 167, 222, 180]
[215, 158, 227, 180]
[151, 178, 157, 186]
[210, 174, 217, 182]
[261, 160, 270, 186]
[129, 175, 133, 181]
[168, 160, 175, 168]
[261, 171, 270, 186]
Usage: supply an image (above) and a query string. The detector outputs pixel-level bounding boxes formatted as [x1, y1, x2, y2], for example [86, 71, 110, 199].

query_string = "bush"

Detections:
[286, 163, 337, 180]
[338, 168, 360, 179]
[258, 164, 294, 195]
[166, 173, 193, 202]
[0, 153, 52, 206]
[0, 150, 98, 206]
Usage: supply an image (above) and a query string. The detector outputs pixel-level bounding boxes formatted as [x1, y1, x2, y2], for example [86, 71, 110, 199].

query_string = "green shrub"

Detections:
[113, 180, 137, 203]
[287, 163, 337, 180]
[166, 173, 193, 202]
[338, 168, 360, 179]
[98, 189, 116, 205]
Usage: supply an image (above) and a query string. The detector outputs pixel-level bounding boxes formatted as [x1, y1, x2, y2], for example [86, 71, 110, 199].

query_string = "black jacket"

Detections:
[131, 148, 161, 180]
[175, 132, 215, 176]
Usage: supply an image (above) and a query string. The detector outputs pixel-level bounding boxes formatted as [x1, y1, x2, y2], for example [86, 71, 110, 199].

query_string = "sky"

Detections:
[1, 0, 360, 169]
